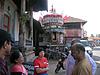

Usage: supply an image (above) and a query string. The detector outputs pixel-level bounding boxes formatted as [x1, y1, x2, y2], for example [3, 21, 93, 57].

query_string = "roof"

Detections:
[33, 19, 44, 33]
[89, 37, 100, 40]
[64, 16, 87, 24]
[27, 0, 48, 11]
[13, 0, 48, 12]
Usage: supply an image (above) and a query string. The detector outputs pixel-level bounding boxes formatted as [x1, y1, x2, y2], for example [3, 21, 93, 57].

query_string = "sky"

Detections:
[34, 0, 100, 36]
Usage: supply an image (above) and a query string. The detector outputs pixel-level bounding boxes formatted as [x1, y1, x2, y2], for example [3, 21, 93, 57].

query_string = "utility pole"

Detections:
[19, 0, 34, 62]
[29, 7, 33, 47]
[19, 0, 26, 53]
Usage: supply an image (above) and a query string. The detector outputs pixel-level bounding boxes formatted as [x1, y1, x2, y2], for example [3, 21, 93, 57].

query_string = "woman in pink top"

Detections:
[10, 51, 28, 75]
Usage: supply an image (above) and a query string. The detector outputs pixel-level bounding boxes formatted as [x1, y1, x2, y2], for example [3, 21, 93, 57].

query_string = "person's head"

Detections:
[0, 29, 12, 56]
[37, 47, 45, 58]
[10, 51, 24, 64]
[71, 43, 85, 61]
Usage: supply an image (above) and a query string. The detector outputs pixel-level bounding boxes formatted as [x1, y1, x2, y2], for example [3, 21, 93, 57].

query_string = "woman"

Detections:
[34, 47, 49, 75]
[10, 51, 28, 75]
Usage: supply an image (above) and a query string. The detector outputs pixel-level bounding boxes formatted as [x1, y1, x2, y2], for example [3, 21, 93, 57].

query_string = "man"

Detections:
[55, 53, 66, 73]
[0, 29, 12, 75]
[71, 43, 92, 75]
[66, 39, 97, 75]
[34, 47, 49, 75]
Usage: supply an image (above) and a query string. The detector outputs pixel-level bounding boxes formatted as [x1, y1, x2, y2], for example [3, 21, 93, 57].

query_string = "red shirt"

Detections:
[34, 57, 48, 75]
[11, 64, 28, 75]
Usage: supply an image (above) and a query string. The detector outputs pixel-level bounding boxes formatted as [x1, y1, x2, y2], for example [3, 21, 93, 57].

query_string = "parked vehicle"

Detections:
[88, 40, 96, 48]
[93, 46, 100, 50]
[80, 40, 93, 57]
[65, 42, 71, 49]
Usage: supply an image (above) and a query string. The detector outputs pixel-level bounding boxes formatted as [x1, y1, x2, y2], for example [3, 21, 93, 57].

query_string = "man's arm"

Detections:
[36, 67, 49, 73]
[85, 52, 97, 75]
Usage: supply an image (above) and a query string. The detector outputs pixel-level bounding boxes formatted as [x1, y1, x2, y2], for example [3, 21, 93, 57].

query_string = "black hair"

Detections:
[10, 51, 20, 64]
[0, 29, 12, 49]
[35, 47, 44, 56]
[0, 39, 11, 49]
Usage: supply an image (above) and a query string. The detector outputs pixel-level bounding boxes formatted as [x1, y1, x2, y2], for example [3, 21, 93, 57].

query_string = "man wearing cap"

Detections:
[0, 29, 12, 75]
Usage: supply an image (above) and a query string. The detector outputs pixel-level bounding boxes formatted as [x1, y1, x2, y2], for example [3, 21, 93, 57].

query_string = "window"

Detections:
[3, 14, 10, 31]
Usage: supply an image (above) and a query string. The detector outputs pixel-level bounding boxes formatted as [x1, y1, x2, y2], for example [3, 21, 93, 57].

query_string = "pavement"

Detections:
[48, 60, 66, 75]
[48, 59, 100, 75]
[95, 63, 100, 75]
[24, 56, 100, 75]
[48, 60, 57, 75]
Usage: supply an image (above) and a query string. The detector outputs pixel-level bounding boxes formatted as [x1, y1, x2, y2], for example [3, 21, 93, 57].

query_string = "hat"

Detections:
[0, 29, 13, 43]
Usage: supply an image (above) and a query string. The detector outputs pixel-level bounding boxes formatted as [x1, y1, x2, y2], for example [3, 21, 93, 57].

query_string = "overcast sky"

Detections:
[34, 0, 100, 36]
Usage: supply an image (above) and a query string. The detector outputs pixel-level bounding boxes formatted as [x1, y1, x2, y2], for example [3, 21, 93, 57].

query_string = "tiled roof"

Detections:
[64, 16, 87, 23]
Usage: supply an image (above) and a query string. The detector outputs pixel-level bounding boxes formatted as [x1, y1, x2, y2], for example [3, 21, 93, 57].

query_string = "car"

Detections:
[80, 40, 93, 57]
[88, 40, 96, 48]
[65, 42, 71, 49]
[93, 46, 100, 50]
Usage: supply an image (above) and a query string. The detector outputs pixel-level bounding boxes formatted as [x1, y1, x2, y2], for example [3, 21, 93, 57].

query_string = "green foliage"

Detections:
[20, 13, 29, 25]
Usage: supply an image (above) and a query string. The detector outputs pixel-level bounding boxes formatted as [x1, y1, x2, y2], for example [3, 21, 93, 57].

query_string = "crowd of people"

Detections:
[0, 29, 97, 75]
[0, 29, 49, 75]
[65, 39, 97, 75]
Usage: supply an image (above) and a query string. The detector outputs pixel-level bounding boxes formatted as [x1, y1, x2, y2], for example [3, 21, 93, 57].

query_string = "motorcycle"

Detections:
[55, 52, 67, 73]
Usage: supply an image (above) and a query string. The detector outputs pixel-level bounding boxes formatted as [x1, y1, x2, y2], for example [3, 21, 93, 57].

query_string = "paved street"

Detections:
[93, 50, 100, 75]
[48, 60, 66, 75]
[48, 50, 100, 75]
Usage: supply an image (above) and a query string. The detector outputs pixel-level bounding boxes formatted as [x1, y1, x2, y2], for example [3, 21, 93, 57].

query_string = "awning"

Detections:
[33, 19, 44, 33]
[27, 0, 48, 12]
[13, 0, 48, 12]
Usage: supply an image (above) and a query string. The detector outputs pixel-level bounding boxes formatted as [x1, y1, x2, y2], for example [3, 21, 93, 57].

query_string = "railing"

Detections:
[45, 49, 66, 60]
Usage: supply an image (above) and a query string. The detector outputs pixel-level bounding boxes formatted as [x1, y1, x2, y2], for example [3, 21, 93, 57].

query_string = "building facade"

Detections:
[0, 0, 48, 62]
[0, 0, 19, 42]
[63, 16, 87, 43]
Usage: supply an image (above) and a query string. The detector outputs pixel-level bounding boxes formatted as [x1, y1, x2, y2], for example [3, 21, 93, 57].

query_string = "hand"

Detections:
[45, 67, 49, 71]
[43, 67, 49, 71]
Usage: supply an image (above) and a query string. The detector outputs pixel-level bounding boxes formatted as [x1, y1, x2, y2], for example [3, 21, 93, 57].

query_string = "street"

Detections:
[48, 50, 100, 75]
[93, 50, 100, 75]
[48, 60, 65, 75]
[1, 1, 100, 75]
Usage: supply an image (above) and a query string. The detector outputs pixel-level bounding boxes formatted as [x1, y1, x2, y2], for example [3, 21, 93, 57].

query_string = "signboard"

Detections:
[42, 14, 63, 26]
[25, 39, 32, 47]
[50, 28, 64, 32]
